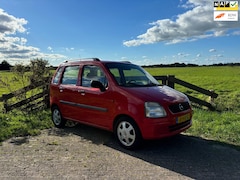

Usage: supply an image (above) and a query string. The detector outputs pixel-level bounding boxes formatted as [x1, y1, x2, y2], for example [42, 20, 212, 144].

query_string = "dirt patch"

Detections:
[0, 124, 240, 179]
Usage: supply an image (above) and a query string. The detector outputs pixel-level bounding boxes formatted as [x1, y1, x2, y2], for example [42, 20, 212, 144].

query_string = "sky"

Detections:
[0, 0, 240, 66]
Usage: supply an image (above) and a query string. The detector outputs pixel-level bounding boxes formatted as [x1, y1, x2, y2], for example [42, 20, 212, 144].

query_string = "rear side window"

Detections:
[61, 66, 80, 85]
[52, 66, 64, 84]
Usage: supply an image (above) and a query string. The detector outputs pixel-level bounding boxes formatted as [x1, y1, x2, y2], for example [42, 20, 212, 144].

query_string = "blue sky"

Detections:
[0, 0, 240, 66]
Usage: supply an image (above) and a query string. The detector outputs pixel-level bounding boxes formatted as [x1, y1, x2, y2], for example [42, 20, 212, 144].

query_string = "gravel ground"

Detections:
[0, 124, 240, 180]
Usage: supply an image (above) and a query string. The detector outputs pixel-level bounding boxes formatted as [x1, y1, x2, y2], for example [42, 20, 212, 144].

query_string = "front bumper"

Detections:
[139, 111, 193, 140]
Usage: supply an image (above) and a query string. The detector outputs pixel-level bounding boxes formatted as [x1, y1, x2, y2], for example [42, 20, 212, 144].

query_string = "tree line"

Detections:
[0, 60, 56, 71]
[1, 60, 240, 71]
[142, 62, 240, 68]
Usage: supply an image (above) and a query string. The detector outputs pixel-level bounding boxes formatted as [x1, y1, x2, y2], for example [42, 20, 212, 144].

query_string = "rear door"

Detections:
[57, 65, 81, 120]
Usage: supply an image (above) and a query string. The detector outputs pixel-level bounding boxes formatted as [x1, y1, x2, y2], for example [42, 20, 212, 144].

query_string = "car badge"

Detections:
[179, 103, 184, 111]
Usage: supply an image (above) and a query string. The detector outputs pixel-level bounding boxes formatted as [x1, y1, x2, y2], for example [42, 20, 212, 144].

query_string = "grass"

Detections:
[186, 109, 240, 146]
[0, 66, 240, 148]
[145, 66, 240, 93]
[0, 70, 29, 95]
[0, 110, 53, 144]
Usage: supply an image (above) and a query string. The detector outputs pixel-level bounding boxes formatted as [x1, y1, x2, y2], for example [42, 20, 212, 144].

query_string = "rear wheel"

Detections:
[114, 117, 142, 149]
[51, 106, 66, 128]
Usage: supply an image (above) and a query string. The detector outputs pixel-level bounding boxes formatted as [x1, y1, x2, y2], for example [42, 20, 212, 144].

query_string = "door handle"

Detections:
[78, 89, 85, 95]
[59, 87, 64, 93]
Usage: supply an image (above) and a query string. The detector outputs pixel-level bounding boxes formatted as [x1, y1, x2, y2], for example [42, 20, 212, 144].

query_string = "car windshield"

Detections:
[106, 63, 160, 87]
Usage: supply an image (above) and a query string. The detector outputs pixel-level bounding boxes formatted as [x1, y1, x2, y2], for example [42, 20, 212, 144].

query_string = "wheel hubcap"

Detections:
[117, 121, 136, 147]
[53, 109, 61, 125]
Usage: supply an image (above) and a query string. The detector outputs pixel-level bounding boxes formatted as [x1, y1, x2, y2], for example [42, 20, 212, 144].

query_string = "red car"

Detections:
[50, 58, 193, 149]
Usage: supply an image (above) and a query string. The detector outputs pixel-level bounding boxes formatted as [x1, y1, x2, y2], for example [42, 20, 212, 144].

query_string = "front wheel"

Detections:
[114, 117, 142, 149]
[51, 106, 66, 128]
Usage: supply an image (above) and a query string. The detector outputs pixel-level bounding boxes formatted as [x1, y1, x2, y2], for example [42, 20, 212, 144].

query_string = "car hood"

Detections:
[124, 85, 188, 104]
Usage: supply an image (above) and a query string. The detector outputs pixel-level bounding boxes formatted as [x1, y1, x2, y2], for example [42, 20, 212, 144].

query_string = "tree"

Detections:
[0, 60, 12, 70]
[28, 58, 51, 85]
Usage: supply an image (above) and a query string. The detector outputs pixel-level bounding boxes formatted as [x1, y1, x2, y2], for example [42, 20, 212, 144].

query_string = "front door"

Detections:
[73, 65, 115, 129]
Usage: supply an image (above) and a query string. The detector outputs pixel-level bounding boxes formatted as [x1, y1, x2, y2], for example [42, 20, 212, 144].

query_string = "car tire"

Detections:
[51, 106, 66, 128]
[114, 117, 142, 150]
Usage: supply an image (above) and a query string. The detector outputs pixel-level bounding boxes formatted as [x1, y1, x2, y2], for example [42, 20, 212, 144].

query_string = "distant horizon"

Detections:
[1, 59, 240, 70]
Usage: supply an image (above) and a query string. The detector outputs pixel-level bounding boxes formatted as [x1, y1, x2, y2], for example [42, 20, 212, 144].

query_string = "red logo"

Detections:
[215, 13, 225, 18]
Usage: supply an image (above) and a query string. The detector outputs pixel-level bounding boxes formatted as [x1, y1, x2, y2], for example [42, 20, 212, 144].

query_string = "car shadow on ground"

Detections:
[56, 124, 240, 179]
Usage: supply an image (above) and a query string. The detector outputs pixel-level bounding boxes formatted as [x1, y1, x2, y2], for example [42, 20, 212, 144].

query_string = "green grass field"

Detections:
[145, 66, 240, 94]
[0, 70, 29, 95]
[0, 66, 240, 148]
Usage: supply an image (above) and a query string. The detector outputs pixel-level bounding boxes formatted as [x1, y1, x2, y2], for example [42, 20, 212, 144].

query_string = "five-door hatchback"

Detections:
[50, 58, 193, 149]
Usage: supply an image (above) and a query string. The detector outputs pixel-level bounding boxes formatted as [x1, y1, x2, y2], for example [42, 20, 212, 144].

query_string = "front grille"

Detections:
[169, 102, 190, 113]
[169, 120, 191, 131]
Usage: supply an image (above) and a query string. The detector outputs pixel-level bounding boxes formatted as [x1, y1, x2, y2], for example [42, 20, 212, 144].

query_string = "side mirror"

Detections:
[91, 80, 106, 92]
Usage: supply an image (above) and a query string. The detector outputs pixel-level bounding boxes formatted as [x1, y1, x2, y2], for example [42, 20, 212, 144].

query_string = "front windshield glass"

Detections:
[106, 63, 160, 87]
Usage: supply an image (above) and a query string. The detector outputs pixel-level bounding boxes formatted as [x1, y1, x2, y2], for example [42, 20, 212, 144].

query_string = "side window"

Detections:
[52, 66, 64, 84]
[61, 66, 80, 85]
[81, 65, 108, 87]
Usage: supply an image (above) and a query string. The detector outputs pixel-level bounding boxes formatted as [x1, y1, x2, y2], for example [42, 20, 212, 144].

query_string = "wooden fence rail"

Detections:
[154, 75, 218, 110]
[0, 81, 49, 113]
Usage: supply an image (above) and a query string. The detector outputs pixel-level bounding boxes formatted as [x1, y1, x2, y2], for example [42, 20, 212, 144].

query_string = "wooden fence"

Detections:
[0, 75, 218, 112]
[154, 75, 218, 110]
[0, 80, 50, 113]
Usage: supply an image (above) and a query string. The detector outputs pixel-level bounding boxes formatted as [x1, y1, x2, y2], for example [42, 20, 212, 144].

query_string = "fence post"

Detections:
[162, 77, 167, 85]
[2, 95, 8, 113]
[208, 90, 215, 105]
[43, 83, 50, 108]
[167, 75, 175, 89]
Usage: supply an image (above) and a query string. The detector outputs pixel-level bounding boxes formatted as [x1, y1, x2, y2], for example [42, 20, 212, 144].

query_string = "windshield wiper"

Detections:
[125, 82, 142, 87]
[144, 82, 159, 87]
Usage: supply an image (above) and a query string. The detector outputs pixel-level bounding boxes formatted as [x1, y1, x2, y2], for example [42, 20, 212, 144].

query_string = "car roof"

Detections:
[59, 58, 132, 67]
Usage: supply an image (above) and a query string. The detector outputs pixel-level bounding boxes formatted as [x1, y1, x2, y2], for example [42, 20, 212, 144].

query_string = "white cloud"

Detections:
[123, 0, 240, 46]
[0, 8, 66, 65]
[121, 57, 127, 60]
[209, 48, 216, 52]
[214, 54, 223, 57]
[177, 52, 190, 57]
[0, 9, 27, 35]
[65, 47, 75, 51]
[233, 30, 240, 35]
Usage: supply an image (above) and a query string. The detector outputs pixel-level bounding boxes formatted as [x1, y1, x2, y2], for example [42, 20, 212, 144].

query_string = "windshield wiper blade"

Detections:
[145, 83, 158, 87]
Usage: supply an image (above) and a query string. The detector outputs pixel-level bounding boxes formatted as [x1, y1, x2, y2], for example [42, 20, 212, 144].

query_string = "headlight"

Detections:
[145, 102, 167, 118]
